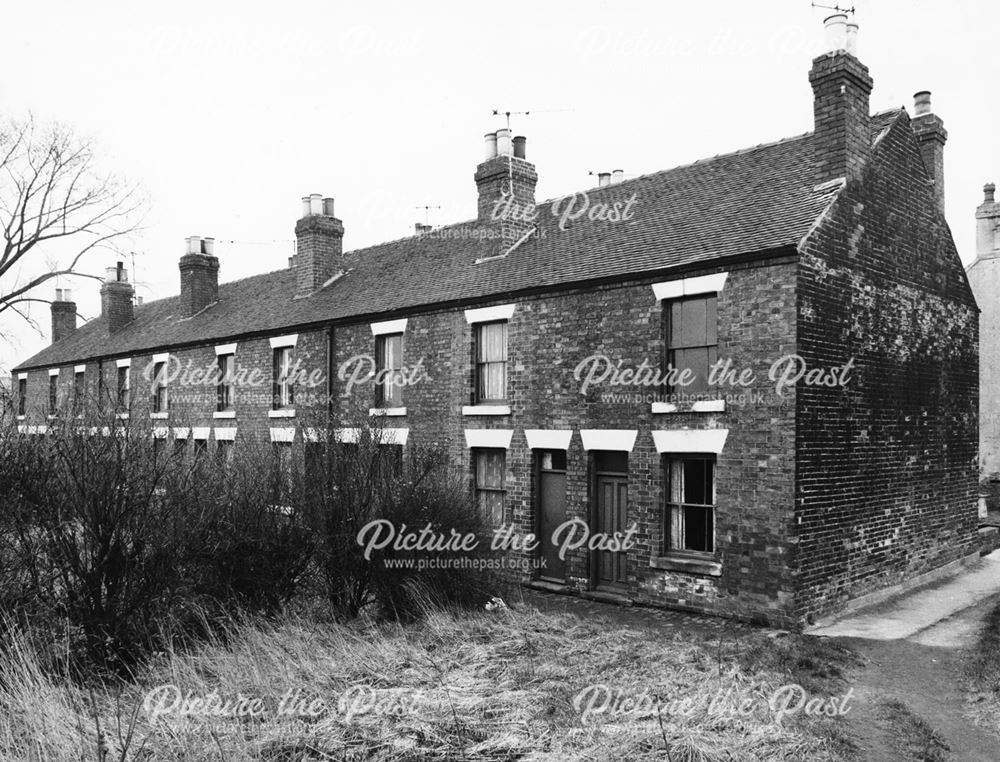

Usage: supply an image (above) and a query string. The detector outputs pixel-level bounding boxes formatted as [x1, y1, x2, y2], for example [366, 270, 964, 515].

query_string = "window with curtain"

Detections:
[117, 366, 130, 408]
[474, 448, 506, 526]
[666, 456, 716, 554]
[217, 353, 234, 411]
[272, 347, 294, 409]
[666, 295, 718, 394]
[376, 333, 403, 407]
[475, 321, 507, 403]
[73, 371, 85, 415]
[152, 362, 168, 413]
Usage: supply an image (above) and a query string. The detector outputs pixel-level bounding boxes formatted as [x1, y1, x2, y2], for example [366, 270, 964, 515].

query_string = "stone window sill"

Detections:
[213, 410, 236, 419]
[370, 407, 407, 417]
[268, 409, 296, 418]
[150, 412, 169, 419]
[116, 413, 130, 420]
[652, 399, 726, 414]
[462, 404, 511, 416]
[651, 554, 722, 577]
[15, 415, 25, 421]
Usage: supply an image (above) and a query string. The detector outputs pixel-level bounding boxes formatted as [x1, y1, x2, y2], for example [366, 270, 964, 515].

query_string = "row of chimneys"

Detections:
[48, 15, 955, 346]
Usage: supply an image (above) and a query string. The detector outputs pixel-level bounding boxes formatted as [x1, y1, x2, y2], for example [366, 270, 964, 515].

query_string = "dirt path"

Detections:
[834, 636, 998, 761]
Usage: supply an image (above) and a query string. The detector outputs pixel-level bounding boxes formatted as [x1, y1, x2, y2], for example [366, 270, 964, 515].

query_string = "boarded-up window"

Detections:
[474, 448, 506, 526]
[666, 296, 718, 394]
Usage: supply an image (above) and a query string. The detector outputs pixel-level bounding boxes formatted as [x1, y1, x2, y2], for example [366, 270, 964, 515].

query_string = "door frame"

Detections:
[534, 449, 568, 582]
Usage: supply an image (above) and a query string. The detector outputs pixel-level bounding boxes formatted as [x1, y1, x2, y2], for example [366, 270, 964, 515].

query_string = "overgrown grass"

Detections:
[0, 604, 855, 761]
[878, 699, 949, 762]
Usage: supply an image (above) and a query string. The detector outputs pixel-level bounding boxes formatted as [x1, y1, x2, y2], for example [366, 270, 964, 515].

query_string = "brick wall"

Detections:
[795, 112, 980, 623]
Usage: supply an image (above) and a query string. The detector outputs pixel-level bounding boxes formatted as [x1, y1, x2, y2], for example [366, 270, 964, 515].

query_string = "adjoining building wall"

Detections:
[967, 184, 1000, 489]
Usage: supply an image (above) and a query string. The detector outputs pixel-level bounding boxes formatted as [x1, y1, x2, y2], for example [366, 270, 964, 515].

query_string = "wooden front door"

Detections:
[536, 450, 567, 581]
[593, 451, 628, 591]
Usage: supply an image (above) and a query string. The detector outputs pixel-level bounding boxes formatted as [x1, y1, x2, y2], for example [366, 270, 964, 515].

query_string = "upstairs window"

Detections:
[17, 378, 26, 416]
[73, 371, 85, 415]
[217, 353, 235, 412]
[375, 333, 403, 408]
[665, 295, 718, 395]
[116, 366, 130, 409]
[151, 361, 168, 413]
[475, 321, 508, 403]
[474, 448, 506, 527]
[272, 347, 294, 410]
[48, 374, 58, 415]
[666, 456, 716, 554]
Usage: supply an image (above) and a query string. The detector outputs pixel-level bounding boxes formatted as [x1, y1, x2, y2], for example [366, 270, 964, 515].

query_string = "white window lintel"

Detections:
[269, 334, 298, 349]
[464, 303, 516, 324]
[524, 429, 574, 450]
[370, 318, 408, 336]
[579, 429, 638, 452]
[464, 429, 514, 449]
[652, 272, 729, 301]
[652, 428, 729, 454]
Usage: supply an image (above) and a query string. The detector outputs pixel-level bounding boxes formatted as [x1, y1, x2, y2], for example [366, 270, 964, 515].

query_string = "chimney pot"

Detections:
[301, 196, 312, 218]
[845, 20, 859, 55]
[55, 288, 63, 301]
[203, 237, 215, 255]
[513, 135, 526, 159]
[823, 13, 848, 53]
[309, 193, 323, 216]
[611, 169, 624, 185]
[322, 197, 335, 216]
[985, 183, 996, 203]
[914, 91, 932, 116]
[598, 172, 611, 188]
[496, 128, 512, 157]
[63, 288, 72, 301]
[484, 132, 498, 161]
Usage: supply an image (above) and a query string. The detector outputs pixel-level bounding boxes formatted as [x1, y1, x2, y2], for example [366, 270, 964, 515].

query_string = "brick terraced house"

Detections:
[11, 18, 979, 626]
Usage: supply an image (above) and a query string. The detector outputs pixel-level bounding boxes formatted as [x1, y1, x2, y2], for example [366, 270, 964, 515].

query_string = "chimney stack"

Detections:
[100, 262, 134, 333]
[977, 183, 1000, 258]
[808, 14, 873, 186]
[911, 91, 948, 217]
[294, 194, 344, 296]
[179, 235, 220, 317]
[50, 288, 76, 343]
[415, 223, 432, 235]
[475, 130, 538, 254]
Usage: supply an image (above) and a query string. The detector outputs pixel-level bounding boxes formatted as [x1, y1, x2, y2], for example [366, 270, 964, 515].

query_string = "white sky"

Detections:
[2, 0, 997, 372]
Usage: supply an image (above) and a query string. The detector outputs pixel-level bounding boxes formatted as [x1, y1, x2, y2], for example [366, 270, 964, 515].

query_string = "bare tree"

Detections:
[0, 115, 144, 336]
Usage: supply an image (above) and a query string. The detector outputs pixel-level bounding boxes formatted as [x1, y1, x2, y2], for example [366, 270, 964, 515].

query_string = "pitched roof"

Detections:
[14, 110, 904, 371]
